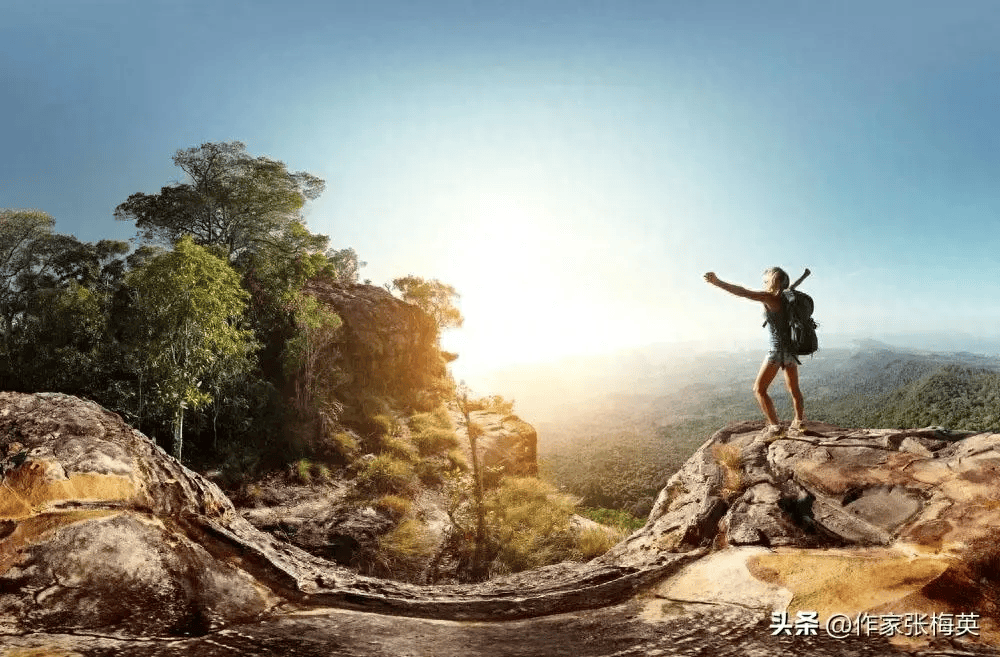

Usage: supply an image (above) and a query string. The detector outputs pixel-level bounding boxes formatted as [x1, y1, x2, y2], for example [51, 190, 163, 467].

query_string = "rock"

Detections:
[4, 394, 1000, 654]
[302, 280, 447, 411]
[0, 392, 277, 636]
[452, 408, 538, 484]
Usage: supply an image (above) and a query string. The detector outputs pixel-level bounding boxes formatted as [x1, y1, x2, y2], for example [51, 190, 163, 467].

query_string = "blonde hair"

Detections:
[764, 267, 789, 291]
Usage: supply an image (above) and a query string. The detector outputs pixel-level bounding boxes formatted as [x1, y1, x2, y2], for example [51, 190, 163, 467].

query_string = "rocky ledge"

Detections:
[1, 393, 999, 655]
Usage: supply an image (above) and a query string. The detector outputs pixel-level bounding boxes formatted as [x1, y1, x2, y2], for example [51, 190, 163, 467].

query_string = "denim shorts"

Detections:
[767, 350, 799, 368]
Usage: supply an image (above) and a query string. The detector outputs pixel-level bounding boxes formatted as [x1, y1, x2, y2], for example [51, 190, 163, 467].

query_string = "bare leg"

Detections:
[753, 360, 782, 426]
[782, 364, 805, 423]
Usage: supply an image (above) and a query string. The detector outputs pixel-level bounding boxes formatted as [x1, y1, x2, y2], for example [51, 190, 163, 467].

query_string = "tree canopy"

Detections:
[114, 141, 327, 263]
[391, 275, 463, 330]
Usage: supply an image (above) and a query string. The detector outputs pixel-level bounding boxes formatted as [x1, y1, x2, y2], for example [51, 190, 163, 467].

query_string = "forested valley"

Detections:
[534, 344, 1000, 517]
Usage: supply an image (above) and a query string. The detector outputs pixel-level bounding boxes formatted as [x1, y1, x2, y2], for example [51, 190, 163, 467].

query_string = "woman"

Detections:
[703, 267, 805, 440]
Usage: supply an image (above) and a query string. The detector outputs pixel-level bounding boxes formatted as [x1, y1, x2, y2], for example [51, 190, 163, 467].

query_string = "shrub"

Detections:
[371, 413, 397, 438]
[409, 407, 453, 433]
[294, 458, 313, 484]
[574, 525, 625, 561]
[447, 449, 469, 472]
[374, 494, 413, 520]
[484, 477, 577, 576]
[328, 431, 360, 460]
[356, 454, 417, 497]
[711, 442, 744, 500]
[465, 394, 515, 416]
[371, 518, 436, 581]
[379, 434, 418, 463]
[580, 508, 646, 533]
[412, 427, 461, 457]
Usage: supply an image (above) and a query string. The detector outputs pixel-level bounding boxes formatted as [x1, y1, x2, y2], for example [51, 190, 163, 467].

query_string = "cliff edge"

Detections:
[2, 394, 998, 655]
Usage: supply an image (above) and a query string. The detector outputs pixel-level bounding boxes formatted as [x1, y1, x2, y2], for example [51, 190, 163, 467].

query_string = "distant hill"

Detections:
[487, 342, 1000, 515]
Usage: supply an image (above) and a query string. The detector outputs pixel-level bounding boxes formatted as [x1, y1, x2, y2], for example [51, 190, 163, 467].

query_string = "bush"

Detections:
[484, 477, 577, 576]
[356, 454, 417, 497]
[371, 518, 436, 581]
[374, 494, 413, 520]
[371, 413, 397, 437]
[294, 458, 313, 484]
[465, 394, 515, 416]
[379, 434, 418, 463]
[574, 525, 624, 561]
[328, 431, 360, 460]
[409, 407, 453, 432]
[412, 427, 460, 456]
[446, 449, 469, 472]
[711, 442, 743, 500]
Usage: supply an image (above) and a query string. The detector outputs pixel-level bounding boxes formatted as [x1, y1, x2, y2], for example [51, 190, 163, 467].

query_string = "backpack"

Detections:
[782, 289, 819, 357]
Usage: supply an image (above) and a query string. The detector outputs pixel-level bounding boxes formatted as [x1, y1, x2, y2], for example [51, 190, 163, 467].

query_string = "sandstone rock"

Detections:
[5, 394, 1000, 654]
[452, 408, 538, 485]
[302, 280, 447, 411]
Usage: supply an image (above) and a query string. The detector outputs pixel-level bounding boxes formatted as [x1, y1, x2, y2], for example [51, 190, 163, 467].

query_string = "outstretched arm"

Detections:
[703, 272, 772, 303]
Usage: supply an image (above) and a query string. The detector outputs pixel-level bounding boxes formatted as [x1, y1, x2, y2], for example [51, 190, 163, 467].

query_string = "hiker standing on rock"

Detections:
[703, 268, 805, 440]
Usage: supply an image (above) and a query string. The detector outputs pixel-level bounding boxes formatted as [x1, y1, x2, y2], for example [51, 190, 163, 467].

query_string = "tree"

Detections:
[391, 275, 463, 330]
[123, 236, 256, 462]
[114, 141, 327, 264]
[0, 209, 56, 355]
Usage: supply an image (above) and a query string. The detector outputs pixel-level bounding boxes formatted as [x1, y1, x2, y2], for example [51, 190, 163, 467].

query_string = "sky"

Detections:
[3, 1, 1000, 387]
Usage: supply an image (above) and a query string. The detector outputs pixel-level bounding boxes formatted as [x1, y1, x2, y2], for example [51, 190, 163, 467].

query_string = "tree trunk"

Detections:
[173, 406, 184, 463]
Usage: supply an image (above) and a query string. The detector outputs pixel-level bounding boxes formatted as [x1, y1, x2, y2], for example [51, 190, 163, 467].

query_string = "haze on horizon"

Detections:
[4, 1, 1000, 388]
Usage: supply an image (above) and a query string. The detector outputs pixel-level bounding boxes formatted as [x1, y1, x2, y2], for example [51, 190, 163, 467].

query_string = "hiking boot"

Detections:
[761, 424, 784, 443]
[788, 420, 804, 436]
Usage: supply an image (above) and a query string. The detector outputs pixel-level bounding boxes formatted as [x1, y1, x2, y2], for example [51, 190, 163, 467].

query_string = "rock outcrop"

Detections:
[302, 280, 448, 411]
[3, 393, 1000, 655]
[453, 408, 538, 482]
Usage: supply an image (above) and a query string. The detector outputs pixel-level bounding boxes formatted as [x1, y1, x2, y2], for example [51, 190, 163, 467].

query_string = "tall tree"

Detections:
[114, 141, 327, 263]
[123, 236, 256, 462]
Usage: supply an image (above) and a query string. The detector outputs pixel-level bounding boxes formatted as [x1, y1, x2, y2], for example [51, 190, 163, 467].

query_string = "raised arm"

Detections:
[703, 272, 773, 303]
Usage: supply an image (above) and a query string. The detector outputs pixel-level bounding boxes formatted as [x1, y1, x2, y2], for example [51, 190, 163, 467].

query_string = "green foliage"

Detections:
[326, 431, 360, 460]
[294, 458, 313, 484]
[370, 413, 397, 438]
[579, 508, 646, 533]
[390, 275, 463, 330]
[356, 454, 418, 497]
[122, 236, 256, 461]
[283, 290, 345, 456]
[114, 141, 326, 264]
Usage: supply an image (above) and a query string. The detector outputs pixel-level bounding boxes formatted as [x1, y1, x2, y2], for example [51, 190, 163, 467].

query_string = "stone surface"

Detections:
[4, 395, 1000, 655]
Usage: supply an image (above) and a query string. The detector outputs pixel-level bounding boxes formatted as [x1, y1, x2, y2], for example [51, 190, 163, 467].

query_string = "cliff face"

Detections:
[302, 279, 448, 414]
[2, 394, 999, 655]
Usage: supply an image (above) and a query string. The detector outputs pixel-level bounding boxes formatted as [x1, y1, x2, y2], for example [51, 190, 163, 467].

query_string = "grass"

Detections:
[575, 525, 625, 560]
[372, 518, 436, 581]
[356, 454, 418, 497]
[711, 442, 744, 500]
[411, 427, 461, 456]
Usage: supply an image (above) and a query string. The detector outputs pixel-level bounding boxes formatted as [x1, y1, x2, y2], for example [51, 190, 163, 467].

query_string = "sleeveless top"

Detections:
[764, 302, 793, 354]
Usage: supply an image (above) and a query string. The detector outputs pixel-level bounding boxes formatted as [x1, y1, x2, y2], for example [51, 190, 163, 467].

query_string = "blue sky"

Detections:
[3, 1, 1000, 383]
